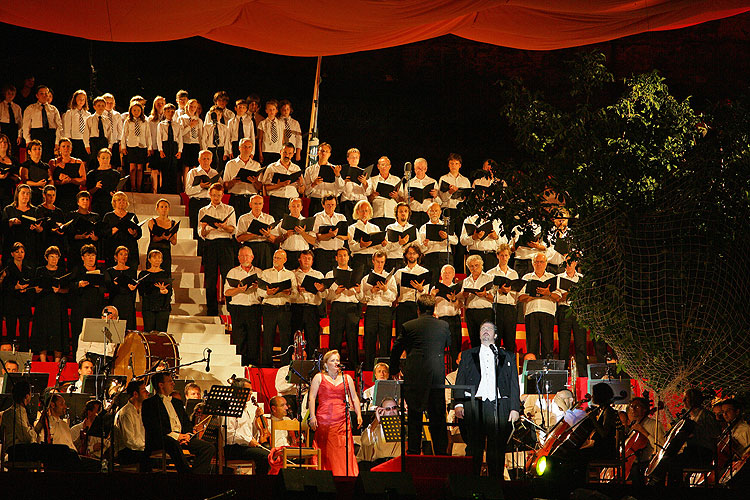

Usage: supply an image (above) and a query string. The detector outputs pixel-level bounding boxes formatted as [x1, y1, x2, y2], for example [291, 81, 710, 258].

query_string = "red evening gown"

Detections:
[313, 375, 359, 476]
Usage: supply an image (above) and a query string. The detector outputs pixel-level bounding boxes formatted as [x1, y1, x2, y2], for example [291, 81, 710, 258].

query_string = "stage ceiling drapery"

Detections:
[2, 1, 750, 56]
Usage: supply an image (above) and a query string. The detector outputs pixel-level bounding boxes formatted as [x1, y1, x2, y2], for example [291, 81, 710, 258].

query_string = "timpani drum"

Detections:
[114, 331, 180, 382]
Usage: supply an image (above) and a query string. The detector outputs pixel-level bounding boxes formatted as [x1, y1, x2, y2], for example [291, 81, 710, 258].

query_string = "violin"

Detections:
[251, 395, 271, 445]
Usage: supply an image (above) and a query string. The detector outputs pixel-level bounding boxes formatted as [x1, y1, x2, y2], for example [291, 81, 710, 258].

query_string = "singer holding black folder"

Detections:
[198, 183, 236, 317]
[325, 248, 362, 367]
[487, 244, 520, 353]
[462, 255, 495, 348]
[184, 150, 218, 241]
[393, 243, 430, 337]
[260, 142, 304, 222]
[292, 250, 325, 360]
[31, 245, 70, 360]
[104, 246, 138, 330]
[361, 251, 398, 370]
[518, 252, 558, 359]
[258, 250, 297, 367]
[138, 249, 172, 332]
[2, 184, 43, 267]
[304, 142, 344, 216]
[70, 244, 106, 357]
[147, 198, 179, 275]
[101, 191, 142, 268]
[225, 246, 263, 366]
[235, 194, 276, 270]
[348, 200, 387, 277]
[313, 194, 348, 275]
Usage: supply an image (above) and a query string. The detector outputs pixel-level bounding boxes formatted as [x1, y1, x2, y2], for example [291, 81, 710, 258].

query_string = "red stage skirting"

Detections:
[29, 361, 80, 387]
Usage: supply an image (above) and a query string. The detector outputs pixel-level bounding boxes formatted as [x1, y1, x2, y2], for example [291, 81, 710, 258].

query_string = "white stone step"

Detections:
[138, 237, 197, 256]
[182, 352, 239, 366]
[131, 214, 191, 226]
[132, 202, 185, 216]
[169, 315, 222, 325]
[180, 366, 245, 392]
[174, 332, 229, 344]
[171, 272, 204, 289]
[169, 324, 226, 338]
[136, 288, 206, 306]
[133, 227, 194, 242]
[126, 192, 184, 206]
[179, 343, 237, 356]
[170, 255, 202, 273]
[170, 303, 229, 316]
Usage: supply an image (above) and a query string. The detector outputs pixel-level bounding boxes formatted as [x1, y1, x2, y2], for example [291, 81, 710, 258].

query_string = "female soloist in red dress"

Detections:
[309, 350, 363, 476]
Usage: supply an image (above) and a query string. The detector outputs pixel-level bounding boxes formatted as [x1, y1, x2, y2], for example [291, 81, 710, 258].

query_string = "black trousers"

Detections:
[229, 304, 262, 366]
[283, 250, 302, 270]
[394, 302, 417, 337]
[202, 239, 234, 316]
[422, 252, 450, 286]
[7, 443, 82, 471]
[363, 305, 392, 370]
[229, 193, 253, 219]
[71, 138, 87, 162]
[439, 314, 462, 371]
[340, 200, 356, 223]
[313, 249, 337, 276]
[513, 258, 532, 279]
[525, 311, 555, 358]
[3, 313, 30, 351]
[189, 197, 210, 240]
[385, 258, 403, 273]
[262, 304, 291, 367]
[268, 196, 290, 223]
[308, 197, 323, 217]
[261, 151, 280, 167]
[225, 443, 270, 474]
[116, 448, 149, 472]
[143, 310, 170, 332]
[208, 146, 225, 173]
[406, 387, 448, 456]
[30, 127, 57, 162]
[149, 435, 215, 474]
[557, 305, 587, 376]
[465, 308, 493, 348]
[410, 211, 428, 228]
[464, 399, 510, 477]
[243, 241, 274, 271]
[352, 253, 374, 278]
[290, 303, 320, 360]
[329, 301, 361, 368]
[494, 303, 518, 353]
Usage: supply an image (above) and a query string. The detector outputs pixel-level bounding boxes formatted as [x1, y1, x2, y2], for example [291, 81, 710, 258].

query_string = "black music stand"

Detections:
[287, 361, 317, 385]
[203, 385, 250, 473]
[524, 369, 568, 430]
[373, 380, 401, 407]
[1, 373, 49, 394]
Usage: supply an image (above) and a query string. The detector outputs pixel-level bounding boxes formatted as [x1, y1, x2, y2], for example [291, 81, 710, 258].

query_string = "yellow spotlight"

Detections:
[536, 456, 548, 476]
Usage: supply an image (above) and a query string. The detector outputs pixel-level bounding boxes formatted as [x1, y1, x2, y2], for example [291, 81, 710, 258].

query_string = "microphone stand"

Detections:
[492, 345, 501, 478]
[342, 366, 350, 477]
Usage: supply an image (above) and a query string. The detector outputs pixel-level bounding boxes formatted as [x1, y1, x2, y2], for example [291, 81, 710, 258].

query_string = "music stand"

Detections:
[523, 359, 566, 373]
[203, 385, 251, 472]
[523, 369, 568, 431]
[1, 373, 49, 394]
[587, 379, 632, 404]
[82, 374, 126, 403]
[373, 380, 401, 407]
[60, 393, 94, 426]
[287, 361, 317, 385]
[380, 414, 402, 443]
[81, 318, 127, 377]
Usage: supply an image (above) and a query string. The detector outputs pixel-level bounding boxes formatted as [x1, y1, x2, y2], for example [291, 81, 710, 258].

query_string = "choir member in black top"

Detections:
[2, 184, 43, 267]
[138, 249, 172, 332]
[1, 242, 33, 351]
[86, 148, 122, 216]
[66, 191, 101, 269]
[147, 198, 178, 275]
[31, 245, 69, 361]
[101, 191, 142, 269]
[49, 138, 86, 212]
[105, 245, 138, 331]
[35, 185, 68, 263]
[69, 244, 106, 357]
[19, 139, 50, 205]
[0, 133, 21, 216]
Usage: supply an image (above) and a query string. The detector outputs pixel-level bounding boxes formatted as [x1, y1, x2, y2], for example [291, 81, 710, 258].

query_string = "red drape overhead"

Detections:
[2, 1, 749, 55]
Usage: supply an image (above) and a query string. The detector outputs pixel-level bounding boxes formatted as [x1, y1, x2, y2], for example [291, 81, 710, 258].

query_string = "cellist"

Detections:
[625, 397, 663, 485]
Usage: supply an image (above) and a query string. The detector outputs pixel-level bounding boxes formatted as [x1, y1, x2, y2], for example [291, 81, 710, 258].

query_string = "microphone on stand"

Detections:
[403, 161, 413, 181]
[205, 349, 212, 372]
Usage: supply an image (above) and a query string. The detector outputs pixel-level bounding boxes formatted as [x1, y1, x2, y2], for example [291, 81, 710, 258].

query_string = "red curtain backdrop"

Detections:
[2, 1, 749, 55]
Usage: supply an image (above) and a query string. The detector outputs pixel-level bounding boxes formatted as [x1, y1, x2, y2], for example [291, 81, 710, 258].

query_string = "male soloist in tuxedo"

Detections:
[142, 372, 215, 473]
[390, 294, 450, 455]
[454, 321, 520, 477]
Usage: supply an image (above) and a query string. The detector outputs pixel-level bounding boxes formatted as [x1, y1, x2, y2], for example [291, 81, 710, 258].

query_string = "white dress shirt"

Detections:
[418, 219, 457, 255]
[326, 267, 360, 303]
[22, 102, 63, 143]
[226, 400, 263, 446]
[202, 121, 231, 152]
[271, 216, 313, 251]
[198, 202, 236, 240]
[304, 162, 345, 199]
[0, 100, 23, 139]
[434, 283, 462, 318]
[404, 175, 438, 213]
[395, 264, 430, 303]
[280, 116, 302, 150]
[49, 414, 77, 451]
[261, 161, 302, 199]
[156, 119, 184, 153]
[184, 166, 219, 198]
[179, 115, 204, 146]
[437, 173, 471, 210]
[460, 215, 506, 253]
[258, 117, 284, 153]
[461, 272, 494, 309]
[366, 173, 400, 220]
[235, 211, 276, 242]
[259, 267, 297, 305]
[511, 222, 545, 260]
[521, 271, 557, 316]
[204, 108, 235, 125]
[292, 268, 325, 306]
[475, 344, 498, 401]
[313, 210, 347, 251]
[107, 109, 123, 144]
[121, 119, 153, 149]
[348, 220, 384, 256]
[360, 272, 397, 306]
[227, 114, 256, 145]
[384, 221, 416, 260]
[488, 265, 519, 306]
[114, 401, 146, 452]
[553, 271, 582, 307]
[160, 394, 183, 440]
[84, 112, 113, 148]
[223, 156, 262, 195]
[225, 265, 262, 306]
[62, 108, 91, 140]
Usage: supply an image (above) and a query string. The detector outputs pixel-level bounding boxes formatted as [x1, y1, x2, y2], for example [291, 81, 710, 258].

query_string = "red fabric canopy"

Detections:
[2, 1, 749, 55]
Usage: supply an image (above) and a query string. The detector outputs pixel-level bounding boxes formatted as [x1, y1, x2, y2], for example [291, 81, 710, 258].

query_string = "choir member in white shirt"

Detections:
[510, 220, 546, 279]
[179, 98, 204, 180]
[257, 99, 284, 166]
[471, 159, 499, 189]
[271, 197, 316, 270]
[84, 96, 112, 167]
[198, 182, 236, 317]
[121, 101, 152, 192]
[518, 252, 557, 359]
[1, 84, 23, 156]
[366, 156, 400, 230]
[175, 90, 189, 119]
[340, 147, 368, 222]
[185, 150, 218, 240]
[384, 202, 416, 272]
[228, 99, 256, 158]
[235, 194, 277, 270]
[102, 93, 122, 168]
[402, 157, 438, 228]
[460, 214, 506, 272]
[393, 243, 430, 337]
[225, 377, 270, 474]
[313, 194, 348, 275]
[419, 202, 456, 286]
[552, 258, 588, 375]
[22, 85, 62, 162]
[204, 90, 235, 125]
[223, 137, 262, 218]
[487, 244, 520, 353]
[278, 100, 302, 161]
[348, 200, 388, 278]
[259, 250, 297, 367]
[431, 264, 463, 370]
[225, 246, 263, 366]
[114, 379, 149, 470]
[203, 105, 231, 173]
[261, 142, 304, 222]
[156, 103, 183, 194]
[360, 251, 398, 370]
[61, 90, 90, 161]
[325, 247, 362, 367]
[437, 153, 471, 236]
[545, 209, 570, 275]
[146, 96, 166, 192]
[304, 142, 344, 216]
[461, 255, 495, 348]
[291, 249, 326, 358]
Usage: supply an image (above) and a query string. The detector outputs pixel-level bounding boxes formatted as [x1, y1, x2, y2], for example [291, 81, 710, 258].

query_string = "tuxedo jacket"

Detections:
[453, 345, 521, 415]
[142, 393, 191, 450]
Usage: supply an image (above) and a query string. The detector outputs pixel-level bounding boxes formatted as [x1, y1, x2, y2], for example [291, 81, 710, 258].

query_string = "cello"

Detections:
[645, 411, 695, 480]
[525, 395, 589, 472]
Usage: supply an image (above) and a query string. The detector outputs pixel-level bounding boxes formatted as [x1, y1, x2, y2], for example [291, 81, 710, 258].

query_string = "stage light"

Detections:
[535, 456, 548, 476]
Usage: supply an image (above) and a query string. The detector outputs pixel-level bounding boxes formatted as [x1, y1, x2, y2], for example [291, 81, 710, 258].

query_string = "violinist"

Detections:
[71, 399, 109, 458]
[113, 379, 148, 470]
[625, 397, 663, 485]
[225, 377, 271, 474]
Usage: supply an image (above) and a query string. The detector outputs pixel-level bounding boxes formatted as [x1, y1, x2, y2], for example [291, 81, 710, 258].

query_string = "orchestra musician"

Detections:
[224, 377, 271, 474]
[624, 396, 664, 485]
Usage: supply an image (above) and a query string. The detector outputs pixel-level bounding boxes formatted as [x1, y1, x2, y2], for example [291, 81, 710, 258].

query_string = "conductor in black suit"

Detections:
[142, 372, 215, 473]
[390, 294, 450, 455]
[454, 321, 520, 477]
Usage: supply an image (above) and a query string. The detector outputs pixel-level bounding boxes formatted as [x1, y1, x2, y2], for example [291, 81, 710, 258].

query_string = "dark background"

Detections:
[2, 13, 749, 178]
